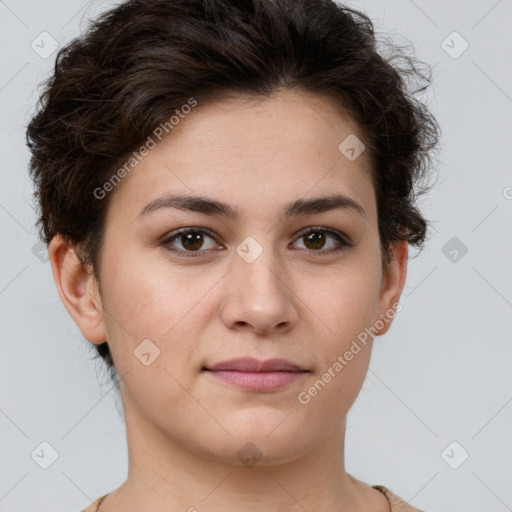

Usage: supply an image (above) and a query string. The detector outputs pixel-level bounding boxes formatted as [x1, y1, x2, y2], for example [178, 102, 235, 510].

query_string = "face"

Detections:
[54, 89, 407, 465]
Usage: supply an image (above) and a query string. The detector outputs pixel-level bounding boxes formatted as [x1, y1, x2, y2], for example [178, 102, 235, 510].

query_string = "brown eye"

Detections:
[162, 228, 221, 256]
[303, 231, 327, 250]
[180, 232, 205, 251]
[292, 227, 352, 254]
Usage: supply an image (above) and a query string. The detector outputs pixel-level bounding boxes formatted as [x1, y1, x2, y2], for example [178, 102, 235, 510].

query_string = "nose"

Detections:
[219, 245, 299, 335]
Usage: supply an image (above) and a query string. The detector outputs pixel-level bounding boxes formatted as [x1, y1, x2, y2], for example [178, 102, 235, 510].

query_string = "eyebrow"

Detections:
[137, 193, 367, 221]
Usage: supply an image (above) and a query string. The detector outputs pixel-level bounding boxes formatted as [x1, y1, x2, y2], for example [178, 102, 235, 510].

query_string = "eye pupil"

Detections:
[304, 232, 326, 250]
[182, 232, 204, 251]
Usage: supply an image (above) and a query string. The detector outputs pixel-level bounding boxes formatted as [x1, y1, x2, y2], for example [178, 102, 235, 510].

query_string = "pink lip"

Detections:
[204, 358, 308, 392]
[207, 357, 305, 372]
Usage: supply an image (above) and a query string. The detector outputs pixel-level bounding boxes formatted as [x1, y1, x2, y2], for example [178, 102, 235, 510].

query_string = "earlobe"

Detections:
[48, 234, 107, 344]
[375, 240, 408, 336]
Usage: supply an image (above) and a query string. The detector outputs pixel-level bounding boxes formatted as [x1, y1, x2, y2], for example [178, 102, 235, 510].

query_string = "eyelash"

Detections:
[160, 226, 353, 258]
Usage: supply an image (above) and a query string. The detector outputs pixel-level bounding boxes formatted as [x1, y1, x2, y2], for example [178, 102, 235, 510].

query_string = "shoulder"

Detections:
[372, 485, 425, 512]
[80, 494, 109, 512]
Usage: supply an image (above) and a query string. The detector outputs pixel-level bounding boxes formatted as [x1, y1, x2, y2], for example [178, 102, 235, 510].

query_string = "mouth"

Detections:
[202, 357, 309, 392]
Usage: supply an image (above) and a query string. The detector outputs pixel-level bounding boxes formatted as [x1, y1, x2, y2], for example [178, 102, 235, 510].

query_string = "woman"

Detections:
[26, 0, 440, 510]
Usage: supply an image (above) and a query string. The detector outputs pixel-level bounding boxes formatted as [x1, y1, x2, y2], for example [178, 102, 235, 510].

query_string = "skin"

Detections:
[49, 89, 407, 512]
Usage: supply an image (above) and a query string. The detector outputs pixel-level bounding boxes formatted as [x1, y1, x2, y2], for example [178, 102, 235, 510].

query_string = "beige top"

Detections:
[81, 485, 424, 511]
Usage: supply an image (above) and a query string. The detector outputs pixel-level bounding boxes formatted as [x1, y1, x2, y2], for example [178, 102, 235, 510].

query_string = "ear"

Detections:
[374, 240, 408, 336]
[48, 234, 107, 344]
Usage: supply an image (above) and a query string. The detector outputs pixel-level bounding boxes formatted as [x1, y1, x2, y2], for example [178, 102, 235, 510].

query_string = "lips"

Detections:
[205, 357, 307, 372]
[203, 357, 308, 392]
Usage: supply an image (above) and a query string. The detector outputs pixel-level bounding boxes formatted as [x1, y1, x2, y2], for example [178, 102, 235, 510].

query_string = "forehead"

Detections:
[106, 89, 376, 223]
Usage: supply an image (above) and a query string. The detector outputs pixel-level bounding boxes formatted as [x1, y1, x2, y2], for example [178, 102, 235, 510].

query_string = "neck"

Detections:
[104, 391, 376, 512]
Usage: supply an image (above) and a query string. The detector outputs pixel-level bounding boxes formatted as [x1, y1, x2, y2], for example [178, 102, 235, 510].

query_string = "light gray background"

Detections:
[1, 0, 511, 511]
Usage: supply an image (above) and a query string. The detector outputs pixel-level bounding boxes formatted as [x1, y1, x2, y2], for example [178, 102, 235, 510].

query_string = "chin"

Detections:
[199, 422, 317, 467]
[204, 439, 308, 467]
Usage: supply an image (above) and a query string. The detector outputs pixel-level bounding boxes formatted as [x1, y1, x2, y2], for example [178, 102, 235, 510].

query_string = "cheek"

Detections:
[296, 257, 381, 406]
[299, 261, 382, 342]
[98, 250, 211, 373]
[296, 345, 372, 432]
[294, 268, 380, 417]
